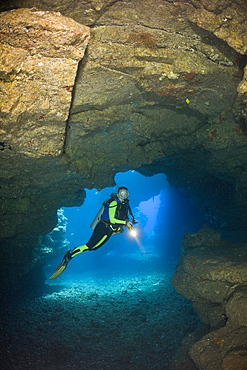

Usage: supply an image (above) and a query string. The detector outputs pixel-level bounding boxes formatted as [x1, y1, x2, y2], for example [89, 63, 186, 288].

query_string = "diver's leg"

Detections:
[70, 244, 89, 257]
[70, 221, 110, 256]
[86, 221, 113, 251]
[49, 249, 73, 279]
[49, 222, 113, 279]
[49, 245, 89, 279]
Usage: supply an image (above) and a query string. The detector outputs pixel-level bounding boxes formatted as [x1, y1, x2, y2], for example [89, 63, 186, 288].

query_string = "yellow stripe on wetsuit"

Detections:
[108, 200, 127, 225]
[92, 234, 108, 249]
[71, 235, 108, 255]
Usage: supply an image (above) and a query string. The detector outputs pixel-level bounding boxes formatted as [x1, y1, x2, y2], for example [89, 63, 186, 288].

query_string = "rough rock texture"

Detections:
[33, 209, 70, 266]
[0, 0, 247, 367]
[0, 7, 90, 156]
[190, 325, 247, 370]
[0, 267, 200, 369]
[0, 0, 247, 351]
[188, 0, 247, 55]
[0, 8, 89, 297]
[172, 226, 247, 369]
[2, 0, 247, 56]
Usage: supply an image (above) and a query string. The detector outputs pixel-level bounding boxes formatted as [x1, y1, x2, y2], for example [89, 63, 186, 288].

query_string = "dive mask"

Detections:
[118, 189, 129, 199]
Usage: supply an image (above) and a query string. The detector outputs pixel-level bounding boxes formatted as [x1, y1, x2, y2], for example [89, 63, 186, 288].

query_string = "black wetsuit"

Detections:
[86, 196, 131, 250]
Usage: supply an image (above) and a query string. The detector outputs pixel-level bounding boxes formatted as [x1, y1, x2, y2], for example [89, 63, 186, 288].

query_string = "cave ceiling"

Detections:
[0, 0, 247, 286]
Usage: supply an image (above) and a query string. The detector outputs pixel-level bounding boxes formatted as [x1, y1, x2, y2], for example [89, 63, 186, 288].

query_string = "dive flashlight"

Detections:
[127, 224, 137, 237]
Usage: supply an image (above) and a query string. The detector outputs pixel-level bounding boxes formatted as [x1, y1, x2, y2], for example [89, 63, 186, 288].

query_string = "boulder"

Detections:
[0, 0, 247, 334]
[172, 227, 247, 369]
[0, 7, 90, 157]
[0, 8, 89, 297]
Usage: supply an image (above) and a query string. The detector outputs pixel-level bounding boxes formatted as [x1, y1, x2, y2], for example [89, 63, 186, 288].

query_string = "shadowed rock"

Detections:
[172, 226, 247, 369]
[0, 5, 247, 365]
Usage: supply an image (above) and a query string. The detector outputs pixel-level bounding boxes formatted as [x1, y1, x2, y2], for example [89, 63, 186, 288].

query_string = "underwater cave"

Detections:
[1, 1, 247, 369]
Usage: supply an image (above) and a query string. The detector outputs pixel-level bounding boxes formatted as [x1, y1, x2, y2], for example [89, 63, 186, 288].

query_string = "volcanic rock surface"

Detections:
[172, 226, 247, 369]
[0, 7, 89, 295]
[0, 1, 247, 369]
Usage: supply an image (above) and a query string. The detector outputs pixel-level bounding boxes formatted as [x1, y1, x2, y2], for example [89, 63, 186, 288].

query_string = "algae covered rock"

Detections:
[172, 228, 247, 369]
[181, 225, 222, 250]
[0, 7, 90, 157]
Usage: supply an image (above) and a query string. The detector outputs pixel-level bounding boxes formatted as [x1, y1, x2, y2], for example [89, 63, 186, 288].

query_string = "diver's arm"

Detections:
[108, 200, 127, 225]
[128, 203, 137, 223]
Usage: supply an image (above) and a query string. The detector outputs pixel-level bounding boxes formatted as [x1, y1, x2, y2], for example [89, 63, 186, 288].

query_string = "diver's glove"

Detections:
[132, 219, 138, 224]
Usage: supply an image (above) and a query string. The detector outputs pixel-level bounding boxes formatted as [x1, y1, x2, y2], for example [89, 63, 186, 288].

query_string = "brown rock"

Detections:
[187, 0, 247, 55]
[181, 225, 222, 250]
[173, 228, 247, 369]
[225, 288, 247, 327]
[0, 8, 90, 156]
[238, 65, 247, 94]
[189, 325, 247, 370]
[0, 1, 247, 329]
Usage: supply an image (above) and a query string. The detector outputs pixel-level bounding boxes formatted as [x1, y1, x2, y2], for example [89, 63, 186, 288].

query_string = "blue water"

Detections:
[3, 171, 206, 370]
[47, 170, 206, 280]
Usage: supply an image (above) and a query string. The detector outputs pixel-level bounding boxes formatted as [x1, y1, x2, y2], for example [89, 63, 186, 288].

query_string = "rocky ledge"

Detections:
[0, 8, 89, 297]
[0, 2, 247, 366]
[172, 226, 247, 369]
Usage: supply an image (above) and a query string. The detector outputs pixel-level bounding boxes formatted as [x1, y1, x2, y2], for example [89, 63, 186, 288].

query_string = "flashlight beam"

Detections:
[127, 226, 146, 255]
[130, 229, 137, 237]
[128, 225, 137, 238]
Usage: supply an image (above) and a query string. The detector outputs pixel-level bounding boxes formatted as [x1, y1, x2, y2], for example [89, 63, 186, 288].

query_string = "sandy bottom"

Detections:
[0, 263, 200, 370]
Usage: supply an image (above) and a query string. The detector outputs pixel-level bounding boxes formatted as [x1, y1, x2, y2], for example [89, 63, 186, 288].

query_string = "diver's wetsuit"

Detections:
[49, 192, 135, 279]
[70, 196, 132, 257]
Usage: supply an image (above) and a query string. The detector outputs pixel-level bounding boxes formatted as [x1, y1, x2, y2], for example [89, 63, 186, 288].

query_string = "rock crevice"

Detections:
[0, 4, 247, 366]
[172, 226, 247, 368]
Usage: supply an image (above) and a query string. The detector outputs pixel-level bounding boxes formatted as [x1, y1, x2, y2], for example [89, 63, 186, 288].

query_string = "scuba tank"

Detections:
[90, 193, 135, 230]
[90, 205, 104, 230]
[90, 195, 116, 230]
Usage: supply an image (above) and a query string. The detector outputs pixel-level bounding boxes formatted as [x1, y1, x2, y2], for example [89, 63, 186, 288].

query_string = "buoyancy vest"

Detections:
[101, 195, 130, 222]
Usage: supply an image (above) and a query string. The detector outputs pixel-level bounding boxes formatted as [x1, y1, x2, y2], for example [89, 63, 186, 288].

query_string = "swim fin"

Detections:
[49, 250, 72, 279]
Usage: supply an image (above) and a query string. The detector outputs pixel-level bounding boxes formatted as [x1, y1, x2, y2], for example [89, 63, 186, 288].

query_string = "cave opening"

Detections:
[45, 170, 206, 281]
[14, 170, 204, 369]
[1, 1, 247, 367]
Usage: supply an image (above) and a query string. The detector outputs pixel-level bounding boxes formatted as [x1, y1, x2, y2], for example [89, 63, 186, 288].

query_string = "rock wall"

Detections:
[65, 0, 246, 180]
[1, 2, 247, 238]
[171, 226, 247, 369]
[0, 2, 247, 363]
[0, 8, 89, 297]
[33, 208, 70, 267]
[0, 7, 90, 157]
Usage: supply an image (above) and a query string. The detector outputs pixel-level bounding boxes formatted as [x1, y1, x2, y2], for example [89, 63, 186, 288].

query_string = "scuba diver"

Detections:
[49, 186, 137, 279]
